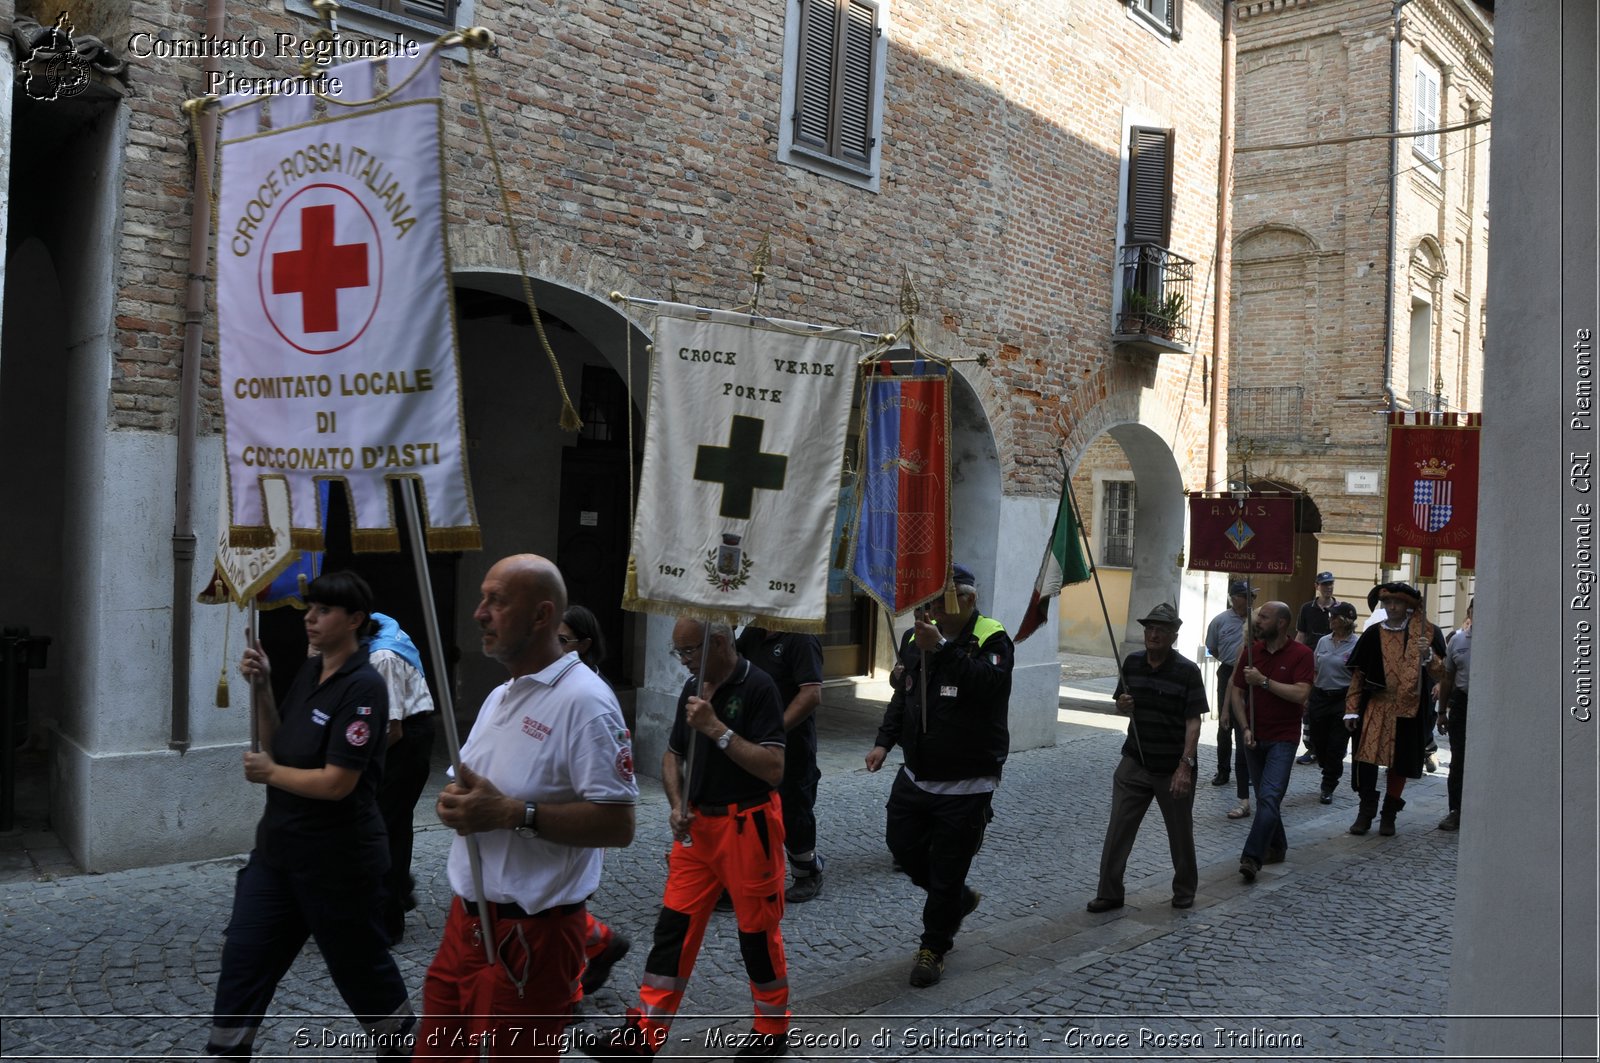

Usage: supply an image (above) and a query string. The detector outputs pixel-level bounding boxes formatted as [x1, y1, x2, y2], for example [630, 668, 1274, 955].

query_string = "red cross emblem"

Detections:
[258, 183, 384, 355]
[272, 204, 369, 333]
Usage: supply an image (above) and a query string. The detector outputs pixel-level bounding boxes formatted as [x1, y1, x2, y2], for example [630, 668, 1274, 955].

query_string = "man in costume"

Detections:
[587, 618, 789, 1061]
[1085, 603, 1205, 913]
[1342, 582, 1446, 836]
[417, 555, 638, 1061]
[866, 563, 1013, 988]
[1230, 601, 1314, 882]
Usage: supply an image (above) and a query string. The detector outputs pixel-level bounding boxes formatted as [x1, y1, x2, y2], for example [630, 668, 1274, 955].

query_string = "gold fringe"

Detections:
[350, 528, 401, 553]
[559, 400, 583, 433]
[617, 592, 827, 635]
[288, 528, 327, 551]
[426, 527, 483, 552]
[228, 526, 274, 549]
[216, 671, 230, 708]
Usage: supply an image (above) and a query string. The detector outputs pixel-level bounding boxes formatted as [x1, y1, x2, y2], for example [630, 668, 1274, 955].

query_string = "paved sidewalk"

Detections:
[0, 664, 1460, 1061]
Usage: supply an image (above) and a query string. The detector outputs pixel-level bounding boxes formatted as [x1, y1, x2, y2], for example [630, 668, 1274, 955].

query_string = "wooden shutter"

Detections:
[795, 0, 839, 152]
[837, 0, 878, 165]
[793, 0, 879, 166]
[1125, 127, 1174, 247]
[398, 0, 457, 26]
[1414, 60, 1440, 160]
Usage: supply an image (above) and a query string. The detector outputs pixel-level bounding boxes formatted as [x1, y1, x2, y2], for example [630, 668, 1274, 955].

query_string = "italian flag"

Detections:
[1014, 480, 1092, 643]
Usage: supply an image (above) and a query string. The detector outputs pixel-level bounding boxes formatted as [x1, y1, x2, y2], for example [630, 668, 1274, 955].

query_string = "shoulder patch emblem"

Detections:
[356, 705, 372, 716]
[615, 744, 635, 783]
[345, 720, 371, 747]
[725, 695, 743, 719]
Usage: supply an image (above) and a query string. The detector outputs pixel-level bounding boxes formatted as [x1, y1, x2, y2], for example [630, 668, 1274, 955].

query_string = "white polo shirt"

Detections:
[447, 652, 638, 914]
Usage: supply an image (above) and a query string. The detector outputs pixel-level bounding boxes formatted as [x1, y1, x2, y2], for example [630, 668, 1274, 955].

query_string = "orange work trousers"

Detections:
[634, 791, 788, 1049]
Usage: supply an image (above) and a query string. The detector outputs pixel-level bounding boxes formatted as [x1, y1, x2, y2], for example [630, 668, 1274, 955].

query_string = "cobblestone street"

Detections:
[0, 667, 1460, 1061]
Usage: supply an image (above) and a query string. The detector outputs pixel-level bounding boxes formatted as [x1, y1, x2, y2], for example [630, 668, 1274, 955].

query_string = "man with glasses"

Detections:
[865, 563, 1013, 989]
[586, 618, 789, 1061]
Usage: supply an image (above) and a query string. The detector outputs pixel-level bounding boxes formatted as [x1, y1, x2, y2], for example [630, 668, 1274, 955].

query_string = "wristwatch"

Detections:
[1259, 674, 1270, 688]
[514, 801, 539, 839]
[715, 728, 735, 750]
[1182, 754, 1197, 769]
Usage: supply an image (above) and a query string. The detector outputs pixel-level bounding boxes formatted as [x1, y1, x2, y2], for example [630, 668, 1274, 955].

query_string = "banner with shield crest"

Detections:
[1381, 411, 1481, 581]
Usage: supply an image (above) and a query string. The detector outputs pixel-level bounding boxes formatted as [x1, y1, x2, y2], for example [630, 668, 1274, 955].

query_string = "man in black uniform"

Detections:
[1085, 603, 1205, 912]
[865, 563, 1012, 988]
[737, 626, 827, 902]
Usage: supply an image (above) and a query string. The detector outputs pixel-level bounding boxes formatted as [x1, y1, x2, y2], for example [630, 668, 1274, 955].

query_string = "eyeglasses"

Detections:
[668, 646, 698, 662]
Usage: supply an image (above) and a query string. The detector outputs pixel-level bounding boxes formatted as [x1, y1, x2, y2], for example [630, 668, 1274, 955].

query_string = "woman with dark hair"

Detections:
[559, 603, 632, 997]
[560, 603, 607, 674]
[206, 571, 414, 1060]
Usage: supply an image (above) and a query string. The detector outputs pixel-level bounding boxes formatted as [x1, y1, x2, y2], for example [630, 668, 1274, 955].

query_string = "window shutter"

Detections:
[837, 0, 877, 164]
[1170, 0, 1183, 40]
[1414, 60, 1440, 160]
[1126, 127, 1173, 247]
[399, 0, 457, 26]
[795, 0, 838, 151]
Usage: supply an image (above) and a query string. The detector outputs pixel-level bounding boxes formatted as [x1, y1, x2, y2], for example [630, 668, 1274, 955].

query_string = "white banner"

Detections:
[216, 52, 478, 553]
[198, 477, 297, 604]
[625, 306, 861, 630]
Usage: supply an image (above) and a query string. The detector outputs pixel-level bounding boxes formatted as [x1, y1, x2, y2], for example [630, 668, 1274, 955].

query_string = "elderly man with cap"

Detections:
[1086, 603, 1205, 913]
[1342, 582, 1446, 836]
[866, 562, 1013, 989]
[1292, 572, 1340, 765]
[1205, 580, 1256, 814]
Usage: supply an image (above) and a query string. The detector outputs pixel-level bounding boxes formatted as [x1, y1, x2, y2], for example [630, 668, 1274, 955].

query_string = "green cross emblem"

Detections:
[694, 416, 788, 519]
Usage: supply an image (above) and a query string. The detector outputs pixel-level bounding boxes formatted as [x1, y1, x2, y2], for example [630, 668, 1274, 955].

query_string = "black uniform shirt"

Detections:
[668, 658, 785, 806]
[256, 649, 390, 877]
[736, 628, 824, 751]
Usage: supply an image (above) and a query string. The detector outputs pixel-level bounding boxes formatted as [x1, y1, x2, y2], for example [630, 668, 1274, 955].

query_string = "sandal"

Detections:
[1227, 801, 1251, 819]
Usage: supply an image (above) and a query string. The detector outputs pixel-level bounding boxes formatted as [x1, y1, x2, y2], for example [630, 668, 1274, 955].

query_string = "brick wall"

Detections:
[100, 0, 1226, 494]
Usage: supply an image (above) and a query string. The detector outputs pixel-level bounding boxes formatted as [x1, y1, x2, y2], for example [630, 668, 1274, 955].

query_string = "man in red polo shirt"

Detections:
[1229, 601, 1314, 882]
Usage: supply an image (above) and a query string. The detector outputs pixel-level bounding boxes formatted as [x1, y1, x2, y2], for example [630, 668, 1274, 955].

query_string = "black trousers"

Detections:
[779, 719, 820, 863]
[1306, 688, 1350, 791]
[1214, 665, 1251, 798]
[378, 711, 435, 918]
[1446, 691, 1469, 812]
[885, 768, 991, 956]
[208, 855, 412, 1059]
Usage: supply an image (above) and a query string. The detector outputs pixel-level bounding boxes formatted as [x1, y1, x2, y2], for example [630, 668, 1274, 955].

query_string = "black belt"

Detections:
[457, 896, 583, 920]
[695, 795, 767, 817]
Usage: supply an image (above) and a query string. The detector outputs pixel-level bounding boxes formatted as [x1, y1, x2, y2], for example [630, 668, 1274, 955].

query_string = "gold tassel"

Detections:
[216, 606, 232, 708]
[622, 556, 639, 605]
[943, 575, 958, 614]
[832, 527, 852, 571]
[559, 399, 583, 433]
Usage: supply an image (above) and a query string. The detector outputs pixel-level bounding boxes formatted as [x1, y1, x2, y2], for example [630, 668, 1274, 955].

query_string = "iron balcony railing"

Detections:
[1116, 243, 1196, 346]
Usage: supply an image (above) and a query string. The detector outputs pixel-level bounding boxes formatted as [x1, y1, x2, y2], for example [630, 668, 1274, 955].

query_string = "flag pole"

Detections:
[399, 478, 497, 968]
[1060, 457, 1144, 765]
[679, 620, 714, 849]
[247, 599, 261, 754]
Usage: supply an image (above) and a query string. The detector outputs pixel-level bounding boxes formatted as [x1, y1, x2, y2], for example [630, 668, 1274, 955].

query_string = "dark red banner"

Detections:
[1188, 494, 1296, 574]
[1382, 411, 1481, 581]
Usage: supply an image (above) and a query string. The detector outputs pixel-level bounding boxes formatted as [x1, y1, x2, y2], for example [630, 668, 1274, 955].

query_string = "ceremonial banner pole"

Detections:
[678, 621, 714, 849]
[400, 480, 496, 966]
[1062, 466, 1143, 764]
[1243, 577, 1256, 737]
[247, 601, 261, 754]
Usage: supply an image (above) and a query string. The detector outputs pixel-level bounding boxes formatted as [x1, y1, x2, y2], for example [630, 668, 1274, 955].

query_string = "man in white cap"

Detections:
[1086, 603, 1205, 913]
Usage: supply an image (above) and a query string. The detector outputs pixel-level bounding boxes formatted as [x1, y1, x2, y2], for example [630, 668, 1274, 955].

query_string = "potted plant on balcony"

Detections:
[1119, 288, 1152, 335]
[1149, 291, 1187, 339]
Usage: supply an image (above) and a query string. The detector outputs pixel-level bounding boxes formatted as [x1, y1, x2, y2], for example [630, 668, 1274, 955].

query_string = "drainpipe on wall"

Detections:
[1381, 0, 1411, 414]
[1206, 0, 1235, 496]
[170, 0, 225, 753]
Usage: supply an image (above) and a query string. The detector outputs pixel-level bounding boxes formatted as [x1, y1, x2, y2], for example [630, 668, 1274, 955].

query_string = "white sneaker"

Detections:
[1227, 800, 1252, 819]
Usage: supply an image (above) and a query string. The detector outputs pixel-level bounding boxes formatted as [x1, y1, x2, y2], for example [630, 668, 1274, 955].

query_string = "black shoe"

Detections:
[1171, 897, 1194, 909]
[785, 871, 823, 903]
[1086, 897, 1124, 913]
[1210, 773, 1230, 787]
[580, 933, 631, 995]
[736, 1031, 789, 1059]
[1296, 753, 1315, 765]
[1438, 810, 1460, 832]
[961, 887, 981, 919]
[1319, 788, 1334, 805]
[909, 948, 944, 987]
[1239, 856, 1260, 882]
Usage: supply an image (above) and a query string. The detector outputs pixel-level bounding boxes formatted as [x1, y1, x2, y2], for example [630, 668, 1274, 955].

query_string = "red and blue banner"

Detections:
[849, 361, 950, 614]
[1382, 411, 1481, 581]
[1187, 493, 1297, 574]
